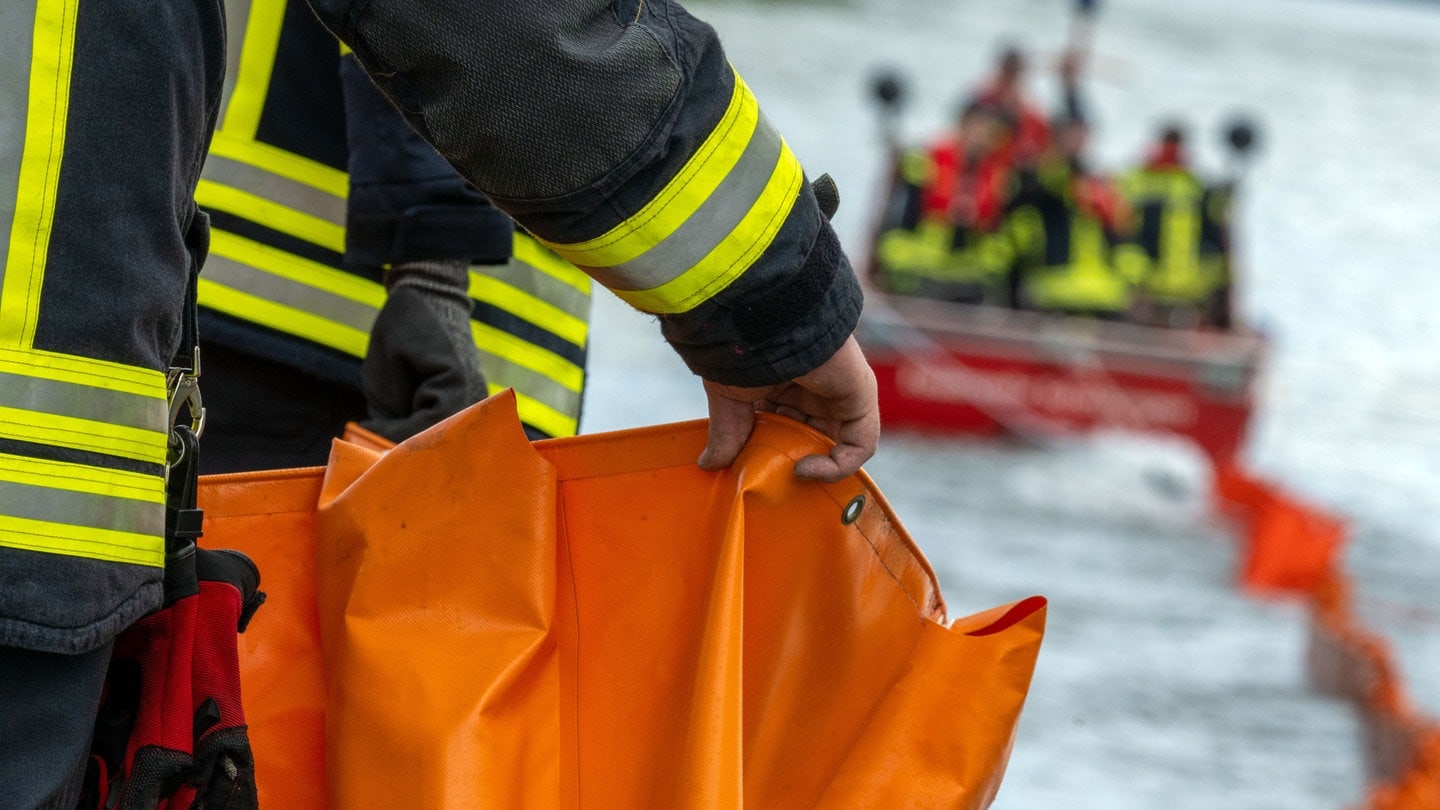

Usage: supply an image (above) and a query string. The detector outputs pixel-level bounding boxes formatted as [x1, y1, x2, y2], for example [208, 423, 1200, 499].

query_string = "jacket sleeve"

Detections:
[304, 0, 861, 387]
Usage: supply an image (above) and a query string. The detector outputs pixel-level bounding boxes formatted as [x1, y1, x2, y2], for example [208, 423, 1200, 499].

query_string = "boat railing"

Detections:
[861, 293, 1266, 374]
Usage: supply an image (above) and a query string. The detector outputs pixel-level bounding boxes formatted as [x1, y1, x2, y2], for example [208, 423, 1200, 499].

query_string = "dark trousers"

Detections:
[197, 342, 368, 475]
[0, 642, 114, 809]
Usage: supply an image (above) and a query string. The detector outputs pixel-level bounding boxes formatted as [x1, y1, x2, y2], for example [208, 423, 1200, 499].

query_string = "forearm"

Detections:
[337, 55, 514, 268]
[306, 0, 862, 386]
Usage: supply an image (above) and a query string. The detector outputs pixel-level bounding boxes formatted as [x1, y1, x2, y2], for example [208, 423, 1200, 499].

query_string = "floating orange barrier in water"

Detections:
[1215, 462, 1440, 808]
[1213, 463, 1346, 595]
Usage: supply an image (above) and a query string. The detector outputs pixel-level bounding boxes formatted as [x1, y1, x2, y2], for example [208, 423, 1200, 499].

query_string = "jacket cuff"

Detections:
[347, 203, 515, 268]
[659, 220, 862, 387]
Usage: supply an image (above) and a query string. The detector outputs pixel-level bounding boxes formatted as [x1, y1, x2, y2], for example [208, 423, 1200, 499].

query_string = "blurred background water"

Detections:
[580, 0, 1440, 806]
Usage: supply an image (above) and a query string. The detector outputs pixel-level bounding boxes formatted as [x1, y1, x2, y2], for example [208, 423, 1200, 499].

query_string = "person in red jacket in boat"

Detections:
[872, 99, 1018, 304]
[870, 44, 1097, 309]
[971, 45, 1052, 168]
[919, 99, 1016, 233]
[989, 108, 1142, 319]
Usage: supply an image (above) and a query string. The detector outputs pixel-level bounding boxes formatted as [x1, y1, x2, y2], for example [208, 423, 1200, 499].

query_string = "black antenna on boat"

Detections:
[1069, 0, 1100, 59]
[1222, 115, 1261, 183]
[1212, 115, 1262, 332]
[869, 68, 908, 160]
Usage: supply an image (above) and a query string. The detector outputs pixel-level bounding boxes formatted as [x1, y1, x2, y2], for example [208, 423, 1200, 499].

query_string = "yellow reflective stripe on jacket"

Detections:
[207, 132, 349, 198]
[212, 0, 348, 196]
[222, 0, 283, 140]
[0, 345, 167, 399]
[206, 229, 384, 319]
[0, 365, 167, 437]
[541, 69, 803, 315]
[201, 276, 368, 357]
[0, 514, 163, 567]
[0, 353, 167, 565]
[471, 320, 584, 394]
[497, 386, 578, 439]
[201, 152, 347, 227]
[512, 232, 592, 295]
[196, 178, 346, 254]
[468, 274, 587, 349]
[471, 235, 589, 437]
[0, 360, 168, 539]
[547, 69, 764, 270]
[0, 406, 167, 466]
[0, 2, 37, 274]
[0, 0, 78, 350]
[0, 453, 165, 566]
[474, 331, 584, 436]
[0, 343, 169, 464]
[207, 229, 384, 311]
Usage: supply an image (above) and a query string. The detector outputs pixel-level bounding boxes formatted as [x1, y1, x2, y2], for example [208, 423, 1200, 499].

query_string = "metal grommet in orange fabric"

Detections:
[841, 494, 866, 525]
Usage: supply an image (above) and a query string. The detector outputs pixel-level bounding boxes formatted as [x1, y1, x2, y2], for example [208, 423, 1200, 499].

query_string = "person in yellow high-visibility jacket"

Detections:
[196, 1, 595, 473]
[1118, 124, 1232, 328]
[871, 100, 1017, 304]
[987, 111, 1142, 319]
[0, 1, 879, 803]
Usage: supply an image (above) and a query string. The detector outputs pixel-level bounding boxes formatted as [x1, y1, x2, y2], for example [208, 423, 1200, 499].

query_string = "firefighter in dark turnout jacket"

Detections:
[196, 4, 509, 472]
[1118, 124, 1232, 328]
[197, 1, 596, 472]
[0, 1, 878, 803]
[991, 111, 1141, 317]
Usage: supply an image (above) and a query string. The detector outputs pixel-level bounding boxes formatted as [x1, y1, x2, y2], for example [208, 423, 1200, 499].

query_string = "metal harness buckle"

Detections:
[167, 345, 206, 464]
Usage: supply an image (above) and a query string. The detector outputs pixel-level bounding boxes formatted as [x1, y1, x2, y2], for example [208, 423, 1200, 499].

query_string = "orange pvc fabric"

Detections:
[198, 391, 1046, 808]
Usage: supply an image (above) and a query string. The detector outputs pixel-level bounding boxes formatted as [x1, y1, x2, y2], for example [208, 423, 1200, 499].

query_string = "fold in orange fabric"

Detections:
[199, 391, 1046, 808]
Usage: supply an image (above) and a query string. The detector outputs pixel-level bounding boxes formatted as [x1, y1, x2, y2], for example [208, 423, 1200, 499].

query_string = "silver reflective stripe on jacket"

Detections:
[540, 69, 803, 315]
[0, 0, 167, 568]
[472, 233, 591, 438]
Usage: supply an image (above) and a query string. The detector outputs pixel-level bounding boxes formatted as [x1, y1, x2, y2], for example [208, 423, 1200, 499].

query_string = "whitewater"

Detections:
[580, 0, 1440, 806]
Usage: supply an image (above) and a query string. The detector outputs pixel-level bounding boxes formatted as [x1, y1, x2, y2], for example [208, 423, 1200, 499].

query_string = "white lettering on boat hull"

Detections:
[895, 360, 1200, 428]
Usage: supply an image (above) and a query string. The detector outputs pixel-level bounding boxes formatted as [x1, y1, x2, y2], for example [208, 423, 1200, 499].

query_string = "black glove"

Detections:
[360, 260, 489, 442]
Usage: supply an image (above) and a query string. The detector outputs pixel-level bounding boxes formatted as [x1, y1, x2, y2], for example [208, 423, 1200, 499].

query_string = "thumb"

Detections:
[698, 387, 758, 472]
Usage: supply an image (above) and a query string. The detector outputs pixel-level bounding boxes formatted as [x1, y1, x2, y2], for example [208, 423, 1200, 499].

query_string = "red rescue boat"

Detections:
[856, 70, 1268, 465]
[857, 292, 1266, 465]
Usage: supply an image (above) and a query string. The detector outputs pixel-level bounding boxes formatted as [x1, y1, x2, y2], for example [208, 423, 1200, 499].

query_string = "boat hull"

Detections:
[858, 296, 1265, 463]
